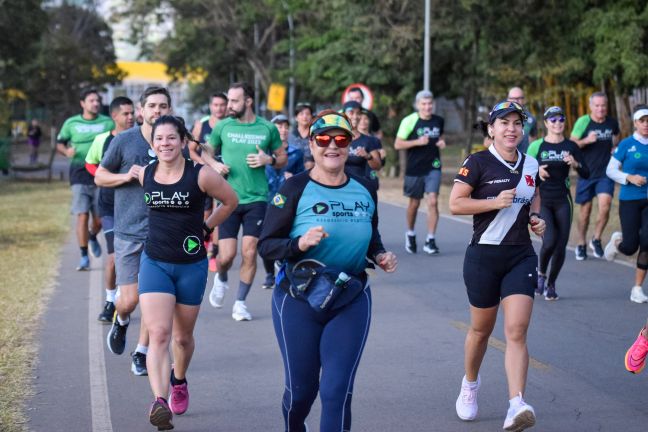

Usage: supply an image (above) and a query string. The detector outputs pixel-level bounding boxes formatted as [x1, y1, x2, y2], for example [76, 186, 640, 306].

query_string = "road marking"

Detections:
[88, 266, 114, 432]
[450, 320, 550, 371]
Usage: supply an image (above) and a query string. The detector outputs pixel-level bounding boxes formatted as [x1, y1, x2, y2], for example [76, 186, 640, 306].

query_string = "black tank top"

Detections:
[143, 159, 207, 263]
[199, 119, 213, 144]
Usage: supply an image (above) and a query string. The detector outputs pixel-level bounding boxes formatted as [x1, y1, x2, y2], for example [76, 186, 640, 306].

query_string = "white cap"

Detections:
[634, 109, 648, 121]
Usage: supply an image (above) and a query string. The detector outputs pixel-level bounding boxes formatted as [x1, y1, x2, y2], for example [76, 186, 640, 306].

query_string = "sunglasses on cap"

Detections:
[491, 101, 524, 112]
[548, 116, 565, 123]
[313, 134, 352, 148]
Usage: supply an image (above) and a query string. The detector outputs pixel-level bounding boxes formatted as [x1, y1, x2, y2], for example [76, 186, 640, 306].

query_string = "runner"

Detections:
[258, 110, 397, 432]
[204, 81, 287, 321]
[604, 104, 648, 303]
[450, 101, 545, 431]
[57, 88, 114, 270]
[347, 86, 382, 139]
[85, 96, 135, 322]
[96, 86, 173, 375]
[190, 92, 228, 272]
[27, 119, 42, 164]
[138, 115, 237, 431]
[507, 87, 537, 153]
[394, 90, 446, 255]
[288, 102, 314, 169]
[342, 101, 382, 180]
[570, 91, 620, 260]
[526, 106, 589, 300]
[261, 114, 305, 290]
[358, 108, 386, 189]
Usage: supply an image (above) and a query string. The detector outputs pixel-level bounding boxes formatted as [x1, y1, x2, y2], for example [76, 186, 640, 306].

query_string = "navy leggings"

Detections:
[271, 285, 372, 432]
[539, 195, 573, 285]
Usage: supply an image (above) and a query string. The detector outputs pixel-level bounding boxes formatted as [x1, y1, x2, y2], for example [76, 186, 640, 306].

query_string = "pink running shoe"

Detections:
[625, 329, 648, 374]
[169, 382, 189, 415]
[149, 397, 174, 430]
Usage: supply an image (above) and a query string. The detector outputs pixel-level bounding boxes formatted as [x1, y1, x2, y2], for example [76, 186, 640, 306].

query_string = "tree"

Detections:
[25, 3, 124, 126]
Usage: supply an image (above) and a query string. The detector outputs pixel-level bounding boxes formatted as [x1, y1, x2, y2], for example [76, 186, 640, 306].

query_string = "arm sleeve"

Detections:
[57, 119, 71, 144]
[606, 156, 628, 185]
[396, 113, 417, 140]
[258, 175, 309, 261]
[571, 115, 589, 139]
[454, 155, 481, 188]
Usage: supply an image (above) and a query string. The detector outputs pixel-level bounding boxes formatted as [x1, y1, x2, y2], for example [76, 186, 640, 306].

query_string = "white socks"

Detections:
[106, 289, 116, 303]
[135, 344, 148, 355]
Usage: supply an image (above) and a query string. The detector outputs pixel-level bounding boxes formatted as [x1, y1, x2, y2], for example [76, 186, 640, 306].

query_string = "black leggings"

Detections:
[539, 195, 573, 285]
[618, 199, 648, 270]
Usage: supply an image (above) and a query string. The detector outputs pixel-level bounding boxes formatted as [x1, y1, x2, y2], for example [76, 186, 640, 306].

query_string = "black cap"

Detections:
[543, 106, 564, 119]
[488, 100, 527, 124]
[342, 100, 362, 112]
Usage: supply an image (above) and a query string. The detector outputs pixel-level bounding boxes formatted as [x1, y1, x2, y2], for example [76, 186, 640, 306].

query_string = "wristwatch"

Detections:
[270, 154, 277, 166]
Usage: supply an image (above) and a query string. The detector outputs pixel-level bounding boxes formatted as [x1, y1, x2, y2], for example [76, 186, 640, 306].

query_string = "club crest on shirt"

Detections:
[272, 193, 287, 208]
[525, 175, 535, 187]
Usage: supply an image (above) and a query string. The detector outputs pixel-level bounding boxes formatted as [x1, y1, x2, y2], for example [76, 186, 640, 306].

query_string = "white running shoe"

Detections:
[232, 300, 252, 321]
[604, 231, 622, 261]
[209, 276, 228, 308]
[630, 286, 648, 304]
[456, 375, 480, 421]
[503, 394, 536, 431]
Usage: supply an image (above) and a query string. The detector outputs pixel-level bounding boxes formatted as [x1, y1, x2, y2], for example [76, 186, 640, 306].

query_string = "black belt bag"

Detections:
[279, 259, 367, 314]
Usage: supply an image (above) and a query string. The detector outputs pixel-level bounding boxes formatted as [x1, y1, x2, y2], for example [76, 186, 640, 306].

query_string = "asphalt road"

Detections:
[28, 202, 648, 431]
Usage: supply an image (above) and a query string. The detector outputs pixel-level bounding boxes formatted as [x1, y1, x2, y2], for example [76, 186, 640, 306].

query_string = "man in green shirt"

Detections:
[57, 88, 114, 270]
[205, 82, 287, 321]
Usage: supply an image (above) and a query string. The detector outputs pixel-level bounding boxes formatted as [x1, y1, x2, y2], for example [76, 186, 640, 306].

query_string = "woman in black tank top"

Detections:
[137, 116, 238, 430]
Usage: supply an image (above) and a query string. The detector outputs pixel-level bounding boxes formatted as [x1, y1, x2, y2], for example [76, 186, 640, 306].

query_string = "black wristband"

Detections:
[203, 221, 214, 235]
[270, 154, 277, 166]
[529, 212, 541, 219]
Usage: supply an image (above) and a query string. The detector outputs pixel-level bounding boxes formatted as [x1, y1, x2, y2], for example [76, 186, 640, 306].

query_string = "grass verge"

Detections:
[0, 181, 70, 432]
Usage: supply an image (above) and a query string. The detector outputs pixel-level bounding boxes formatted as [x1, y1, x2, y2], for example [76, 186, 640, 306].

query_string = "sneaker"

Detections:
[232, 300, 252, 321]
[574, 245, 587, 261]
[423, 238, 439, 255]
[544, 283, 559, 301]
[149, 397, 174, 431]
[535, 274, 546, 296]
[209, 276, 228, 308]
[261, 273, 275, 290]
[405, 233, 417, 254]
[77, 255, 90, 271]
[625, 328, 648, 374]
[106, 313, 128, 355]
[503, 394, 536, 431]
[131, 351, 148, 376]
[89, 237, 102, 258]
[455, 375, 480, 421]
[630, 285, 648, 304]
[169, 380, 189, 415]
[97, 301, 115, 323]
[604, 231, 622, 261]
[589, 237, 604, 259]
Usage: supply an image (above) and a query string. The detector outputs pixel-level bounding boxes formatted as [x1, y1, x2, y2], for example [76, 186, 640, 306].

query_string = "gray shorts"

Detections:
[71, 184, 98, 215]
[114, 237, 145, 286]
[403, 170, 441, 199]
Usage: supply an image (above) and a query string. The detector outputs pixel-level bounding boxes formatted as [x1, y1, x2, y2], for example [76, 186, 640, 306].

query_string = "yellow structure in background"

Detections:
[116, 61, 205, 84]
[267, 83, 287, 112]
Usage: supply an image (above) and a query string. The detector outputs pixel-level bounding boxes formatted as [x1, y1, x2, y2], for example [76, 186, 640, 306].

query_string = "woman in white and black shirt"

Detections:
[449, 101, 545, 431]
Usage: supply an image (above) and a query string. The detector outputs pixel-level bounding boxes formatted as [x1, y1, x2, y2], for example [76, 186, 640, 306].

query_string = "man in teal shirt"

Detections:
[57, 88, 114, 270]
[205, 82, 286, 321]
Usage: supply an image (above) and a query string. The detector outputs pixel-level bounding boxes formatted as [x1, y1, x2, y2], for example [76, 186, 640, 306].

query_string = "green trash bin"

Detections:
[0, 138, 10, 171]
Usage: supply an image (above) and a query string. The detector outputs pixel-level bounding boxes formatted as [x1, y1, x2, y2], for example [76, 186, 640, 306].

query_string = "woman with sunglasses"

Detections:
[605, 104, 648, 304]
[258, 110, 397, 432]
[450, 101, 545, 431]
[527, 106, 589, 300]
[137, 116, 237, 430]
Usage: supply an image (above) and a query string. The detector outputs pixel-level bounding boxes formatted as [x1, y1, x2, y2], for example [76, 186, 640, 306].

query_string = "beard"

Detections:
[228, 106, 245, 119]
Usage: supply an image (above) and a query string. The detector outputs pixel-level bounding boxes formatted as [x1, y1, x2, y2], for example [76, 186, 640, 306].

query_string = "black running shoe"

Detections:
[131, 351, 148, 376]
[405, 234, 417, 254]
[575, 245, 587, 261]
[423, 238, 439, 255]
[261, 273, 275, 289]
[535, 275, 546, 296]
[97, 301, 115, 323]
[544, 284, 559, 301]
[589, 238, 604, 259]
[106, 313, 128, 355]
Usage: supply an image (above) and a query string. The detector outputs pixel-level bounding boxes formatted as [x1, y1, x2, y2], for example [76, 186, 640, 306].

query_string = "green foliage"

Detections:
[25, 4, 124, 126]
